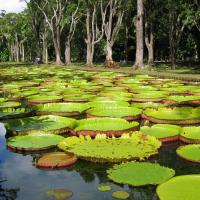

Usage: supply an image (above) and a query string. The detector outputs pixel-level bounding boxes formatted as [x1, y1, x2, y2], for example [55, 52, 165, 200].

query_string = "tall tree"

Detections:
[84, 0, 107, 67]
[133, 0, 144, 70]
[104, 0, 124, 67]
[34, 0, 69, 65]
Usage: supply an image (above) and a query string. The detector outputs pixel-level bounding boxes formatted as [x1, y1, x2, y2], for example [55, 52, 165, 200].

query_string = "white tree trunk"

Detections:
[106, 41, 113, 61]
[65, 39, 71, 65]
[134, 0, 144, 69]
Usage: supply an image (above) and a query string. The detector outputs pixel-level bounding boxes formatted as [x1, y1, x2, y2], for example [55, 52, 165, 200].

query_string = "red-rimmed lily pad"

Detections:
[140, 124, 181, 142]
[176, 144, 200, 163]
[36, 152, 77, 169]
[157, 175, 200, 200]
[7, 134, 65, 152]
[179, 126, 200, 143]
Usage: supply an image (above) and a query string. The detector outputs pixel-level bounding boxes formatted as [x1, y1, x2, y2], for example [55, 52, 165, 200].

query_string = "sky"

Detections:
[0, 0, 27, 13]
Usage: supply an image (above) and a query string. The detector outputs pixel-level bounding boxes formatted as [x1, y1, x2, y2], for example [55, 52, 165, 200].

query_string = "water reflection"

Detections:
[0, 121, 200, 199]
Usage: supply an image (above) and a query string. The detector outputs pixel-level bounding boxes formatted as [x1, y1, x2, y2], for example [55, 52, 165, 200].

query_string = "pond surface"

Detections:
[1, 123, 200, 200]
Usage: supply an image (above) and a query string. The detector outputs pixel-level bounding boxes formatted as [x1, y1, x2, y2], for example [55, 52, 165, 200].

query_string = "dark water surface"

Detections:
[0, 123, 200, 200]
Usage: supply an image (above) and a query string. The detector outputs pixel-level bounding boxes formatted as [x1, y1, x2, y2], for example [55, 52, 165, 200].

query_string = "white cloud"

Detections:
[0, 0, 27, 13]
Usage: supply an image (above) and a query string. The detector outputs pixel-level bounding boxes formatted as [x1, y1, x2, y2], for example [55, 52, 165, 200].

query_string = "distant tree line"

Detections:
[0, 0, 200, 69]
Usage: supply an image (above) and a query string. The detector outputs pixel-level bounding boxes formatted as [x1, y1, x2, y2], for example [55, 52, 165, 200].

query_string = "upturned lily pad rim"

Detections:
[7, 134, 65, 152]
[107, 162, 175, 186]
[36, 152, 78, 169]
[179, 126, 200, 144]
[140, 124, 180, 142]
[156, 175, 200, 200]
[5, 115, 77, 135]
[176, 144, 200, 163]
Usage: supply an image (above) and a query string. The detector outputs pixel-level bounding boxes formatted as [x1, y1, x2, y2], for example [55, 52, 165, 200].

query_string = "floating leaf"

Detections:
[157, 175, 200, 200]
[107, 162, 175, 186]
[58, 132, 161, 162]
[112, 190, 130, 199]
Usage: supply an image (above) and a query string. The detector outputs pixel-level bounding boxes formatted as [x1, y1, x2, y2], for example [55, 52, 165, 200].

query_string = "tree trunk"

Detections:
[52, 32, 62, 65]
[145, 23, 154, 66]
[22, 42, 25, 62]
[106, 41, 113, 62]
[65, 39, 71, 65]
[134, 0, 144, 70]
[124, 24, 128, 63]
[86, 42, 94, 66]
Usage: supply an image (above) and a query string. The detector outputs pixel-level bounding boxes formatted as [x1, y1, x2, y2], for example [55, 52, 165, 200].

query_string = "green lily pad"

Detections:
[140, 124, 181, 142]
[35, 103, 90, 116]
[45, 189, 73, 200]
[86, 107, 142, 120]
[143, 107, 200, 124]
[58, 132, 161, 162]
[5, 115, 76, 135]
[176, 144, 200, 163]
[107, 162, 175, 186]
[88, 100, 130, 108]
[156, 175, 200, 200]
[180, 126, 200, 143]
[112, 190, 130, 199]
[0, 102, 21, 109]
[7, 134, 64, 151]
[73, 118, 139, 136]
[0, 108, 32, 120]
[27, 95, 62, 103]
[97, 184, 112, 191]
[131, 102, 167, 109]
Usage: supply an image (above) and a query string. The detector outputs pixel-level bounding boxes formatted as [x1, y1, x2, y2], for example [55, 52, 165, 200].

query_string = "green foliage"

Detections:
[7, 134, 64, 151]
[5, 115, 77, 134]
[176, 144, 200, 163]
[107, 162, 175, 186]
[157, 175, 200, 200]
[140, 124, 181, 140]
[112, 190, 130, 199]
[58, 132, 161, 162]
[74, 118, 139, 131]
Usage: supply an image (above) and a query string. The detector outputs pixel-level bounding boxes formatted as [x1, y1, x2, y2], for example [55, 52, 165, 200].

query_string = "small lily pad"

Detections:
[112, 190, 130, 199]
[45, 189, 73, 200]
[97, 184, 112, 191]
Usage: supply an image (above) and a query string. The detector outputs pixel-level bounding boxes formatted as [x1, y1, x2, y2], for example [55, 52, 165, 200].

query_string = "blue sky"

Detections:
[0, 0, 27, 13]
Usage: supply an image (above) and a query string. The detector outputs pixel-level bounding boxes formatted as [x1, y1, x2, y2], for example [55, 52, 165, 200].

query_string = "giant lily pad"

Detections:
[73, 118, 139, 137]
[0, 101, 21, 109]
[131, 102, 167, 109]
[140, 124, 181, 142]
[58, 132, 161, 162]
[36, 152, 77, 168]
[86, 107, 142, 121]
[0, 108, 32, 120]
[35, 103, 90, 117]
[179, 126, 200, 143]
[131, 91, 168, 102]
[176, 144, 200, 163]
[5, 115, 76, 135]
[7, 134, 64, 151]
[107, 162, 175, 186]
[143, 107, 200, 125]
[27, 95, 63, 104]
[156, 175, 200, 200]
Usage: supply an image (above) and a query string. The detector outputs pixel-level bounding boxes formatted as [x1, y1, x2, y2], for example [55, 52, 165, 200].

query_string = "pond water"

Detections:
[1, 122, 200, 200]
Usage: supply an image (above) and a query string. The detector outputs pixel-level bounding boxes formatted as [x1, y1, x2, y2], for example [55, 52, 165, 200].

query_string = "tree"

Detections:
[133, 0, 144, 70]
[84, 0, 107, 67]
[34, 0, 69, 65]
[167, 0, 194, 68]
[104, 0, 124, 67]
